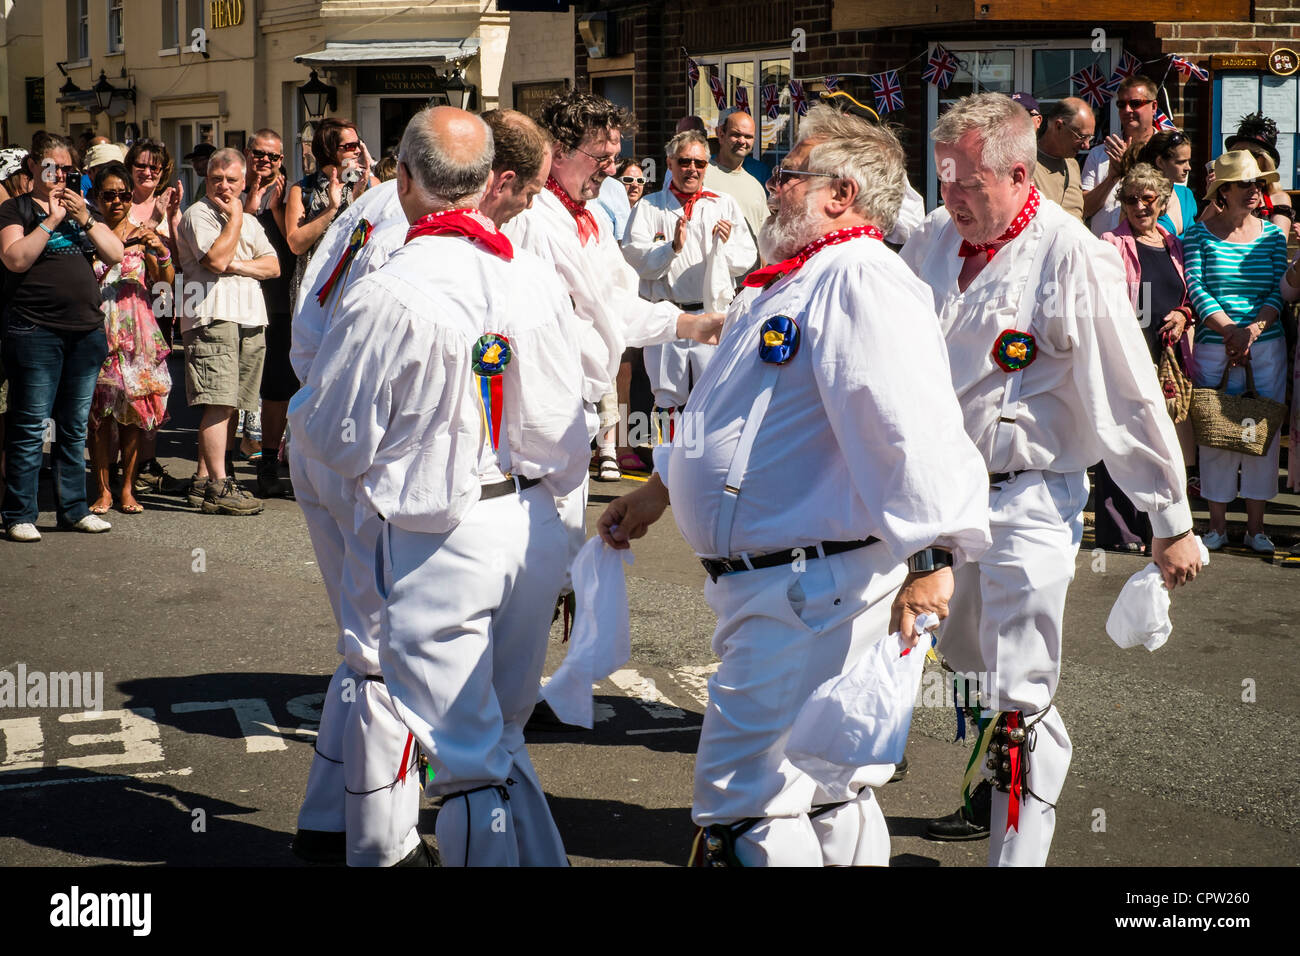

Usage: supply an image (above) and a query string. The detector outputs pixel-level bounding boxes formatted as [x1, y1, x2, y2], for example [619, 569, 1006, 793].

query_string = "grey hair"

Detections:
[931, 93, 1036, 178]
[797, 104, 906, 235]
[399, 108, 494, 205]
[1120, 162, 1172, 209]
[206, 147, 246, 173]
[666, 130, 708, 158]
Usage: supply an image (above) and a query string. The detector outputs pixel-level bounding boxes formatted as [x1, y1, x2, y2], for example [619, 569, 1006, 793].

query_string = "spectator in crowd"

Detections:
[707, 109, 771, 243]
[0, 131, 124, 541]
[185, 143, 215, 183]
[1098, 163, 1193, 551]
[612, 157, 653, 473]
[1034, 97, 1093, 221]
[594, 164, 633, 239]
[1011, 91, 1042, 130]
[78, 135, 110, 195]
[243, 128, 294, 498]
[176, 147, 280, 517]
[1224, 112, 1295, 234]
[85, 163, 175, 515]
[126, 139, 182, 245]
[284, 117, 378, 305]
[1082, 74, 1159, 236]
[1183, 150, 1288, 552]
[1280, 233, 1300, 493]
[616, 158, 647, 206]
[82, 142, 127, 216]
[0, 146, 31, 203]
[374, 151, 398, 182]
[1137, 130, 1197, 235]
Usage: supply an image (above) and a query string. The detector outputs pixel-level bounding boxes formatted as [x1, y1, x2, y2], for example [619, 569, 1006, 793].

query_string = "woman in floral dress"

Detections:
[87, 163, 175, 514]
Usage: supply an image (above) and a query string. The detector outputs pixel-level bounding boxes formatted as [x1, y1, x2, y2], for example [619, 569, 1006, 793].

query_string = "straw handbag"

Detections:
[1157, 344, 1193, 424]
[1189, 358, 1287, 456]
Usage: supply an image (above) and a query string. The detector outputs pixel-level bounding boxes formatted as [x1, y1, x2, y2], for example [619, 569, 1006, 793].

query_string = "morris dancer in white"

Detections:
[289, 109, 566, 866]
[624, 129, 755, 441]
[598, 106, 991, 866]
[900, 93, 1202, 866]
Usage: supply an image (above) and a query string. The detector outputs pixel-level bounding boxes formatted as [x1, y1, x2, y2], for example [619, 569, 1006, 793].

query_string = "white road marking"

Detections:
[625, 726, 700, 736]
[673, 663, 719, 708]
[0, 767, 193, 791]
[58, 709, 165, 769]
[0, 716, 45, 770]
[172, 698, 288, 753]
[608, 669, 686, 720]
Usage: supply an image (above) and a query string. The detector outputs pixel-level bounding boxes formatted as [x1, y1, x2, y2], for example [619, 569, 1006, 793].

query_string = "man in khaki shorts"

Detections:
[176, 147, 279, 515]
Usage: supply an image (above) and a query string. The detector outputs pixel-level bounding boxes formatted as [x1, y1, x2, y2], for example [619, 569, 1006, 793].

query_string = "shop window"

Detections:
[690, 48, 793, 168]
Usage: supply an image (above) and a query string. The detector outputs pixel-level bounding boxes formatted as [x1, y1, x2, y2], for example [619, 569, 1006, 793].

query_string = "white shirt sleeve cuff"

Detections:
[652, 443, 672, 490]
[1147, 498, 1194, 540]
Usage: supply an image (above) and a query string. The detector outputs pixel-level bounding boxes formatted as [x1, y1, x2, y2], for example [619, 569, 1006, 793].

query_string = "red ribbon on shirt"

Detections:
[669, 184, 719, 221]
[957, 184, 1040, 261]
[742, 224, 883, 288]
[1006, 711, 1023, 833]
[405, 208, 514, 261]
[545, 176, 600, 246]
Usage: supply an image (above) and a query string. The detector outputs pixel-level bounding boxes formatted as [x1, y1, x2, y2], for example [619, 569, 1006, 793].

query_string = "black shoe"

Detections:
[393, 839, 440, 867]
[291, 829, 346, 865]
[924, 781, 991, 841]
[888, 755, 909, 783]
[256, 455, 286, 498]
[524, 698, 584, 733]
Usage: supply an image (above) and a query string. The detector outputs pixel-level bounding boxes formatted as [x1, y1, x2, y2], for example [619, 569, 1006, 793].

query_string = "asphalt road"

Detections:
[1, 421, 1296, 869]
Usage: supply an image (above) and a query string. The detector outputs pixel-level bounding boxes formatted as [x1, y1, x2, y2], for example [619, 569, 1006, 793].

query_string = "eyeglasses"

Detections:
[1116, 98, 1154, 111]
[673, 158, 709, 169]
[98, 189, 131, 202]
[1065, 125, 1093, 146]
[133, 162, 162, 173]
[336, 141, 362, 153]
[249, 149, 282, 161]
[620, 175, 647, 185]
[1232, 179, 1267, 191]
[1120, 193, 1160, 207]
[771, 166, 836, 187]
[573, 145, 618, 169]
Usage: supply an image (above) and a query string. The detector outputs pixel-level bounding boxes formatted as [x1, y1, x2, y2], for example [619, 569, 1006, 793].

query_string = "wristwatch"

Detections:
[907, 547, 955, 573]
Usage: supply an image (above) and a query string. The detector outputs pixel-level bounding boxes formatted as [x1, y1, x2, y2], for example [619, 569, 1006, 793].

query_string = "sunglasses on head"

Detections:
[1116, 98, 1154, 111]
[620, 175, 647, 185]
[673, 158, 709, 169]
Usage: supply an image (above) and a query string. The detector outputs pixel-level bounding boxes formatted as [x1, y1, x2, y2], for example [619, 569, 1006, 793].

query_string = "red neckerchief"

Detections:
[545, 176, 599, 246]
[742, 225, 884, 288]
[404, 208, 513, 261]
[669, 184, 719, 221]
[957, 184, 1040, 261]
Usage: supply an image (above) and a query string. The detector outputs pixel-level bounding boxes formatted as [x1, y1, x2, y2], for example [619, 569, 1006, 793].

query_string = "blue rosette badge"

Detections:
[758, 315, 800, 365]
[472, 333, 512, 376]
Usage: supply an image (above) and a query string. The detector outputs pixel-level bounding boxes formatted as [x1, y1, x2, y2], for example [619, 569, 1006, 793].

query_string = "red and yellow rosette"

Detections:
[991, 329, 1037, 373]
[473, 333, 512, 452]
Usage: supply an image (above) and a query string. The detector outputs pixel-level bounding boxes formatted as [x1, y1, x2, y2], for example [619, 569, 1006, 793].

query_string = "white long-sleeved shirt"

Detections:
[900, 200, 1193, 539]
[288, 233, 589, 533]
[622, 186, 756, 304]
[655, 235, 992, 564]
[504, 187, 680, 405]
[290, 180, 406, 382]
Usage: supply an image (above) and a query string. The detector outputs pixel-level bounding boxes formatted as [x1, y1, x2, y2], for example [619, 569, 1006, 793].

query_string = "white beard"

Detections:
[758, 195, 825, 262]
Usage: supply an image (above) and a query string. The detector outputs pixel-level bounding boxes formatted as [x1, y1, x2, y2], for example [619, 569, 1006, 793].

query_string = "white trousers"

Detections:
[939, 469, 1086, 867]
[379, 482, 570, 866]
[292, 447, 417, 865]
[644, 339, 715, 410]
[694, 543, 907, 866]
[1193, 337, 1286, 503]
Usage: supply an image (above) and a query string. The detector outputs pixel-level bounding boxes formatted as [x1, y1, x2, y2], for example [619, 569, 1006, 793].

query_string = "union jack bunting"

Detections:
[687, 57, 700, 86]
[823, 74, 839, 91]
[734, 84, 750, 114]
[1154, 109, 1178, 132]
[707, 71, 727, 109]
[1071, 63, 1112, 109]
[1112, 51, 1143, 81]
[870, 70, 904, 113]
[788, 78, 808, 116]
[922, 44, 959, 89]
[1170, 55, 1209, 81]
[761, 84, 781, 119]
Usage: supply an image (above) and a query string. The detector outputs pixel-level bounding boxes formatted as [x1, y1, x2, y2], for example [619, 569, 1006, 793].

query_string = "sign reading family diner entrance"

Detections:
[209, 0, 243, 28]
[356, 67, 440, 96]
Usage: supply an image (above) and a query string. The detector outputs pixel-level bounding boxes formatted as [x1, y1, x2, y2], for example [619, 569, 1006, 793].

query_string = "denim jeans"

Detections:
[2, 319, 108, 527]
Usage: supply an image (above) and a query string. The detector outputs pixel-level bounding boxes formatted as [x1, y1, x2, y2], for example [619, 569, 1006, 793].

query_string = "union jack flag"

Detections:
[922, 44, 959, 89]
[1112, 51, 1143, 81]
[1072, 63, 1112, 109]
[706, 71, 726, 109]
[1170, 55, 1209, 81]
[687, 57, 700, 86]
[734, 85, 750, 114]
[788, 78, 808, 116]
[870, 70, 904, 113]
[823, 74, 839, 91]
[761, 84, 780, 119]
[1154, 109, 1178, 132]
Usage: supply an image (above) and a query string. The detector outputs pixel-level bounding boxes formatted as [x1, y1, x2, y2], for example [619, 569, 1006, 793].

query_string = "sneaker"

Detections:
[1202, 529, 1228, 551]
[202, 476, 264, 515]
[64, 513, 111, 533]
[6, 523, 41, 543]
[1244, 532, 1275, 553]
[186, 474, 209, 508]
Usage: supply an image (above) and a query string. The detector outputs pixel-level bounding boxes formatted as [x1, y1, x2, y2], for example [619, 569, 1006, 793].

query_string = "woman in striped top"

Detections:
[1182, 150, 1288, 552]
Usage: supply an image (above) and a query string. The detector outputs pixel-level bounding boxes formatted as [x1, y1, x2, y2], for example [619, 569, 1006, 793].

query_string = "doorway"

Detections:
[357, 94, 447, 166]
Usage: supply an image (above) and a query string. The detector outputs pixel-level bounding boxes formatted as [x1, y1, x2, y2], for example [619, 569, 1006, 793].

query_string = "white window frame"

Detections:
[107, 0, 124, 54]
[924, 37, 1123, 207]
[689, 46, 794, 167]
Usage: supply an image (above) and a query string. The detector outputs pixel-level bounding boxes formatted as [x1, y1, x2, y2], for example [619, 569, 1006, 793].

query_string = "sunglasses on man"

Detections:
[1116, 98, 1154, 111]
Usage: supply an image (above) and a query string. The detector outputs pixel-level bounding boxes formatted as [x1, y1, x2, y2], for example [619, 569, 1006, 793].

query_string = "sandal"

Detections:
[594, 454, 621, 482]
[88, 502, 111, 515]
[119, 501, 144, 514]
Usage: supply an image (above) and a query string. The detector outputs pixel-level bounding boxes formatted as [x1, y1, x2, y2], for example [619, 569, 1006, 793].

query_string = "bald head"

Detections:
[1039, 96, 1096, 159]
[676, 115, 706, 134]
[397, 106, 494, 211]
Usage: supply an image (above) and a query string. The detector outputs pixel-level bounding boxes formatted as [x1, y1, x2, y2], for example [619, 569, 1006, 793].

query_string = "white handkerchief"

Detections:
[1105, 536, 1209, 652]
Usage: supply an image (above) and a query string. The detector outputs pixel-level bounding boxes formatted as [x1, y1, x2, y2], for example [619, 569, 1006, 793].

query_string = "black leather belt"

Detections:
[700, 538, 880, 583]
[480, 475, 541, 500]
[989, 471, 1021, 485]
[673, 301, 704, 311]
